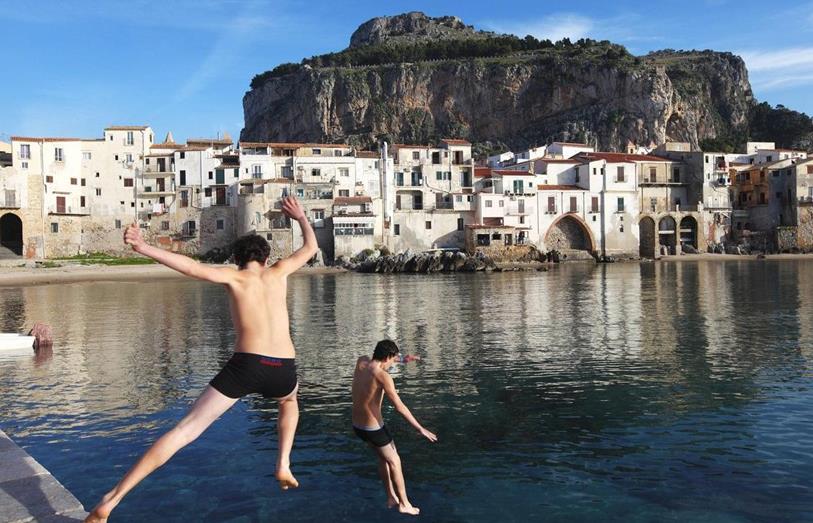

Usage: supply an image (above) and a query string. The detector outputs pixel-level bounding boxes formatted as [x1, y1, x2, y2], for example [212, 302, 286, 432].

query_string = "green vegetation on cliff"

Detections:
[251, 37, 637, 89]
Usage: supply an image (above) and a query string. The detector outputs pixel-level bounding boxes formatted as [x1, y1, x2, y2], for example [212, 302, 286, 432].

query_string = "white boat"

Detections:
[0, 334, 35, 352]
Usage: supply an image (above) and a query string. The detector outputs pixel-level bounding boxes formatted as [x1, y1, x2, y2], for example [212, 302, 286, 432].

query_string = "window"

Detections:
[339, 168, 349, 177]
[82, 152, 92, 160]
[334, 149, 343, 157]
[548, 196, 556, 214]
[115, 155, 119, 161]
[252, 165, 262, 178]
[184, 220, 196, 236]
[311, 168, 321, 177]
[339, 189, 350, 197]
[216, 219, 225, 230]
[432, 152, 440, 164]
[591, 197, 599, 213]
[208, 171, 213, 180]
[96, 188, 101, 196]
[499, 200, 504, 207]
[648, 166, 656, 182]
[312, 209, 325, 220]
[650, 197, 657, 212]
[570, 197, 577, 213]
[80, 196, 86, 207]
[126, 153, 133, 163]
[51, 222, 58, 233]
[81, 178, 86, 186]
[204, 187, 212, 197]
[425, 220, 432, 229]
[46, 175, 53, 183]
[312, 148, 321, 155]
[179, 170, 186, 185]
[70, 178, 77, 185]
[115, 219, 122, 229]
[616, 166, 625, 182]
[21, 162, 28, 169]
[124, 178, 133, 187]
[455, 195, 462, 203]
[394, 224, 400, 235]
[234, 169, 239, 178]
[126, 131, 134, 145]
[161, 221, 169, 231]
[180, 190, 189, 207]
[96, 172, 100, 177]
[485, 200, 492, 208]
[675, 198, 681, 208]
[436, 171, 443, 181]
[617, 197, 625, 213]
[673, 167, 681, 182]
[767, 155, 773, 162]
[109, 135, 113, 141]
[55, 148, 64, 162]
[412, 151, 420, 160]
[20, 144, 30, 159]
[519, 216, 525, 224]
[180, 152, 185, 159]
[457, 218, 464, 231]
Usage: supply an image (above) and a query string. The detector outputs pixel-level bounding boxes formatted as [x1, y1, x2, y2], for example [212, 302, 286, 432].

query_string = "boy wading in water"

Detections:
[86, 196, 317, 523]
[352, 340, 437, 516]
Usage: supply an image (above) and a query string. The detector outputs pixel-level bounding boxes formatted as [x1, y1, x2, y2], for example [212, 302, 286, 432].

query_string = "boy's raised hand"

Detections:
[281, 196, 305, 221]
[124, 223, 146, 252]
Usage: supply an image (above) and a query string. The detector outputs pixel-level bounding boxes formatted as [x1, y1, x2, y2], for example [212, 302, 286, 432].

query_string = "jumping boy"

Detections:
[85, 196, 317, 522]
[351, 340, 437, 516]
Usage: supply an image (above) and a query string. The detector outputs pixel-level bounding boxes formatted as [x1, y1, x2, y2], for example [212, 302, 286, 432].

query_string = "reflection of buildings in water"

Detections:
[1, 281, 232, 426]
[0, 287, 26, 332]
[796, 265, 813, 359]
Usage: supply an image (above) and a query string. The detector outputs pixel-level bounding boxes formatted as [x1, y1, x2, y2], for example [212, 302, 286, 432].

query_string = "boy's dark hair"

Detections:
[372, 339, 400, 361]
[232, 234, 271, 268]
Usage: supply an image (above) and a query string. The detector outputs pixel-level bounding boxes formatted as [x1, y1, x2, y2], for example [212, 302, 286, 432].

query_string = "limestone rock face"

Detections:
[349, 12, 484, 48]
[241, 14, 754, 152]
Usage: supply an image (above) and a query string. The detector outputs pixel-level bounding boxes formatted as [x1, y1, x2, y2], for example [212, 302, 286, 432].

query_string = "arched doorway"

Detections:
[0, 213, 23, 257]
[545, 215, 594, 254]
[679, 216, 697, 249]
[658, 216, 676, 255]
[639, 217, 656, 258]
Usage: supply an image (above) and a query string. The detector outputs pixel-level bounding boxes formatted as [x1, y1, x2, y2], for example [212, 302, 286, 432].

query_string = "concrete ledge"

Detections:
[0, 430, 86, 523]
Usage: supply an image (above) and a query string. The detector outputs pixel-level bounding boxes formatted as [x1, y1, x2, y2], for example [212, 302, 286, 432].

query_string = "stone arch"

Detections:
[679, 216, 698, 249]
[545, 214, 596, 253]
[0, 212, 23, 256]
[658, 216, 677, 255]
[639, 216, 656, 258]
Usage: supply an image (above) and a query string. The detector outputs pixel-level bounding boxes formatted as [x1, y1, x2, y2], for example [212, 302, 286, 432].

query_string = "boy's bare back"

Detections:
[225, 266, 295, 358]
[352, 356, 387, 428]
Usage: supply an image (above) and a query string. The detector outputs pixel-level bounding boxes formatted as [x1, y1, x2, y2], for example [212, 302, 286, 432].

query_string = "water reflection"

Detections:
[1, 262, 812, 522]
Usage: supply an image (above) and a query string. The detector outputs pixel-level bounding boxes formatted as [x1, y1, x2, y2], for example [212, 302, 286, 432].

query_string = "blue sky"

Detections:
[2, 0, 812, 144]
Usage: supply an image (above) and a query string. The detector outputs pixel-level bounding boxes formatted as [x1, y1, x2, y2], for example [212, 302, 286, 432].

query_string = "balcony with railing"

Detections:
[143, 165, 175, 176]
[334, 227, 374, 236]
[799, 196, 813, 206]
[48, 204, 90, 216]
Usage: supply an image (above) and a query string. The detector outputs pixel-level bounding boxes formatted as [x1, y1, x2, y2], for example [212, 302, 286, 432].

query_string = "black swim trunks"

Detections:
[353, 425, 393, 447]
[210, 353, 297, 399]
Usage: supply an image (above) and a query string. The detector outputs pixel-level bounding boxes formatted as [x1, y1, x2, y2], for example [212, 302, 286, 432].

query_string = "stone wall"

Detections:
[776, 226, 798, 252]
[546, 216, 591, 251]
[797, 206, 813, 252]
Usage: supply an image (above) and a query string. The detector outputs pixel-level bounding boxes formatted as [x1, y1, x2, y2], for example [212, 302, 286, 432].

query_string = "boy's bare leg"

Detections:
[84, 387, 238, 523]
[376, 455, 400, 508]
[275, 387, 299, 490]
[375, 443, 419, 516]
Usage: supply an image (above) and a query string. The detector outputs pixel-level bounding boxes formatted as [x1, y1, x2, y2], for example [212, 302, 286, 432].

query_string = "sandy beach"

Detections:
[0, 263, 346, 287]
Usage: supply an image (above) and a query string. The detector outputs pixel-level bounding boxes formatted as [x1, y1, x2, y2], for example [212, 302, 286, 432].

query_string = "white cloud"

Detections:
[486, 13, 594, 41]
[740, 47, 813, 72]
[740, 47, 813, 92]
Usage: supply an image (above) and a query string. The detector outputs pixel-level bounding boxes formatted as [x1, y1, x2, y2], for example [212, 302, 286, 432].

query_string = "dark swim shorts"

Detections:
[353, 425, 393, 447]
[210, 353, 297, 399]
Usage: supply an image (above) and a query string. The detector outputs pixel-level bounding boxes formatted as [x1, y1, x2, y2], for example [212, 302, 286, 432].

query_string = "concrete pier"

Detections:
[0, 430, 86, 522]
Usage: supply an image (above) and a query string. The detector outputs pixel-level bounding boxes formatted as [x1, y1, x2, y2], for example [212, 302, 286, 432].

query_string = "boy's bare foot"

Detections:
[398, 503, 420, 516]
[84, 491, 118, 522]
[276, 468, 299, 490]
[387, 496, 400, 509]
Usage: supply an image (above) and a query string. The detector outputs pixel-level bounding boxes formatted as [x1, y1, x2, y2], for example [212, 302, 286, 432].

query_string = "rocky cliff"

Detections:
[241, 12, 795, 153]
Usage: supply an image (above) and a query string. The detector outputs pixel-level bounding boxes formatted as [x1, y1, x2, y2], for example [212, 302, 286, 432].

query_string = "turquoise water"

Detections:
[1, 261, 812, 522]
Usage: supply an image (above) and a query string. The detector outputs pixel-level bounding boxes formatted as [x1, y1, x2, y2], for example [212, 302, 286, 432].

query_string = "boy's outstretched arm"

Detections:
[124, 224, 236, 285]
[272, 196, 319, 276]
[380, 372, 438, 442]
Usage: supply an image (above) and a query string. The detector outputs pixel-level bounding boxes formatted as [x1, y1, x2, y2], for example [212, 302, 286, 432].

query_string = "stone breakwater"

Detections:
[336, 249, 550, 273]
